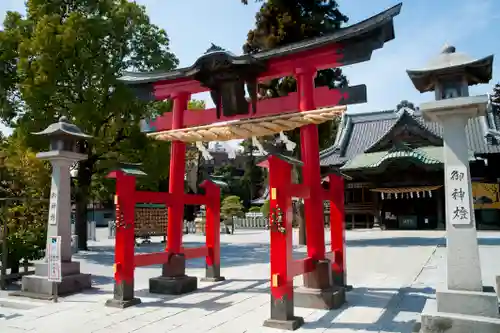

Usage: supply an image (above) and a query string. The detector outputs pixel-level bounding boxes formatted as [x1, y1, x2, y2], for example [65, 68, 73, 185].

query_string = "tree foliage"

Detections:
[221, 195, 244, 219]
[242, 0, 348, 91]
[249, 206, 262, 213]
[0, 0, 178, 249]
[260, 199, 270, 216]
[491, 83, 500, 106]
[0, 135, 51, 272]
[239, 141, 264, 207]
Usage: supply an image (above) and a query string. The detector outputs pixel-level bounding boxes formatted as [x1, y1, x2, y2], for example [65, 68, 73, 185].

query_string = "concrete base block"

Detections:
[202, 264, 224, 283]
[35, 261, 81, 276]
[200, 276, 226, 283]
[105, 297, 142, 309]
[436, 287, 499, 318]
[420, 299, 500, 333]
[263, 316, 304, 331]
[149, 275, 197, 295]
[15, 273, 91, 298]
[294, 286, 346, 310]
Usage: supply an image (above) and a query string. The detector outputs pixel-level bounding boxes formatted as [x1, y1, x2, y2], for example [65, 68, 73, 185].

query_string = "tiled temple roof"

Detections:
[320, 106, 500, 167]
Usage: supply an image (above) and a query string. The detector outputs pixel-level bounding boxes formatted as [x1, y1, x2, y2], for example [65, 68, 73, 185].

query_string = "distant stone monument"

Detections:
[408, 45, 500, 332]
[195, 205, 206, 234]
[20, 116, 93, 298]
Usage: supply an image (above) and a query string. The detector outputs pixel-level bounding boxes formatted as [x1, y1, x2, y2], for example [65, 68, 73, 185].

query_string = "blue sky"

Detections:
[1, 0, 499, 136]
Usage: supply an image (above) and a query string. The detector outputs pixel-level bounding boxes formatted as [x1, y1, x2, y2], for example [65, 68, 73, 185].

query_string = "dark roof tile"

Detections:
[320, 109, 500, 166]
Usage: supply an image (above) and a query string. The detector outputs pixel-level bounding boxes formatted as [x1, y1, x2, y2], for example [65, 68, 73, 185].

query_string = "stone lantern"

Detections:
[21, 116, 93, 298]
[408, 46, 500, 331]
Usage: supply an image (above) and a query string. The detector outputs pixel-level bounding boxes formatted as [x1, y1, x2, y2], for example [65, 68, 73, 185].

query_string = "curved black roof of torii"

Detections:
[119, 3, 402, 86]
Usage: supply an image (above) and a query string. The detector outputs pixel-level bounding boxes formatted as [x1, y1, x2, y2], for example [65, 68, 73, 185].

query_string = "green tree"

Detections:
[491, 83, 500, 107]
[260, 199, 270, 216]
[221, 195, 244, 220]
[188, 99, 206, 110]
[239, 140, 264, 208]
[0, 135, 50, 273]
[0, 0, 178, 249]
[249, 206, 261, 213]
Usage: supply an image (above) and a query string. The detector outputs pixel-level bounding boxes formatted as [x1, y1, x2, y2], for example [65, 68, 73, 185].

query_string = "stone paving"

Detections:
[0, 228, 499, 333]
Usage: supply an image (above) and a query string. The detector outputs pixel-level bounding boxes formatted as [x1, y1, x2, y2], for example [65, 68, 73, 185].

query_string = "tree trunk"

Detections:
[7, 257, 19, 274]
[75, 160, 92, 250]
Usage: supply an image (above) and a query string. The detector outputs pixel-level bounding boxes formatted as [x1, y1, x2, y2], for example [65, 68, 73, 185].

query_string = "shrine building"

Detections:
[320, 45, 500, 230]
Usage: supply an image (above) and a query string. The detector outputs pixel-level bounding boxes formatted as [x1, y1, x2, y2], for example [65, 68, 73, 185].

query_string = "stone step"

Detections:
[420, 299, 500, 333]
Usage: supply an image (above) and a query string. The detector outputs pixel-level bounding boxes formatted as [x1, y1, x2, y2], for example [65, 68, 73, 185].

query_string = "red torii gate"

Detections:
[105, 165, 223, 308]
[113, 3, 401, 330]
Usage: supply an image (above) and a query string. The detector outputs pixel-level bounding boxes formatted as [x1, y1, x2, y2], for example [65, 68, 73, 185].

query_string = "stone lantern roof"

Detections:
[33, 116, 92, 139]
[406, 44, 494, 93]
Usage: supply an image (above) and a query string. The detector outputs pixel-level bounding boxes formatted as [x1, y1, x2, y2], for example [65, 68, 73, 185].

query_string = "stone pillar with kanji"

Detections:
[19, 116, 92, 298]
[409, 45, 500, 332]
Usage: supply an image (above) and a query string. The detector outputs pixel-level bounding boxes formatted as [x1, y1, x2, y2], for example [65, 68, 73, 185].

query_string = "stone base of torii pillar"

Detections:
[416, 97, 500, 333]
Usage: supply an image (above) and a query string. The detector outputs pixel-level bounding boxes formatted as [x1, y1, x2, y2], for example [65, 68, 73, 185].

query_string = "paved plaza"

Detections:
[0, 228, 499, 333]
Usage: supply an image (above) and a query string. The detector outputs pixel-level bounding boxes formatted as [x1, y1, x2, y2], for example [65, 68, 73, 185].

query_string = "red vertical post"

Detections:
[293, 68, 346, 311]
[201, 180, 225, 282]
[149, 91, 198, 295]
[296, 67, 325, 261]
[328, 174, 348, 289]
[263, 156, 304, 330]
[167, 91, 190, 253]
[106, 171, 141, 308]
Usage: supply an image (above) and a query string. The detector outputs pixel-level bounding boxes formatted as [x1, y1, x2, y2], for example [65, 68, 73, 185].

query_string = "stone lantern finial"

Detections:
[407, 44, 494, 102]
[441, 43, 456, 54]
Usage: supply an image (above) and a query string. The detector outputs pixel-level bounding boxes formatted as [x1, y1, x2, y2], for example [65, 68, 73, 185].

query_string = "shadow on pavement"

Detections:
[135, 278, 269, 310]
[303, 286, 435, 332]
[65, 279, 433, 333]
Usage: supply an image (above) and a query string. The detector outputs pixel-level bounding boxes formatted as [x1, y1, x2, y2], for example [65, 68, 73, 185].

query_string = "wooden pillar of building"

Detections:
[436, 188, 445, 230]
[372, 191, 382, 230]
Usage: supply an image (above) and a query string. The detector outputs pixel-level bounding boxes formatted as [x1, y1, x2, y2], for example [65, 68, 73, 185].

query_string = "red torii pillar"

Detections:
[148, 91, 200, 294]
[200, 180, 224, 282]
[293, 67, 346, 310]
[105, 170, 141, 308]
[327, 173, 349, 290]
[263, 156, 303, 330]
[167, 91, 190, 254]
[296, 67, 326, 262]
